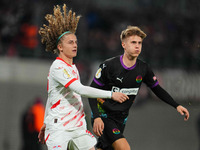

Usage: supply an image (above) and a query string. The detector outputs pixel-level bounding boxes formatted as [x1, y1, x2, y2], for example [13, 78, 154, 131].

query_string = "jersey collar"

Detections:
[56, 57, 74, 67]
[120, 55, 136, 70]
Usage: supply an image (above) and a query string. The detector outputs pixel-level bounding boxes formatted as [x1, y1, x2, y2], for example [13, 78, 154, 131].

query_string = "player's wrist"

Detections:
[94, 117, 101, 121]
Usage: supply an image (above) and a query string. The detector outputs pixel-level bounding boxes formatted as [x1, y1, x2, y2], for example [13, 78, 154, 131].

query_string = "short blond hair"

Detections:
[120, 26, 147, 42]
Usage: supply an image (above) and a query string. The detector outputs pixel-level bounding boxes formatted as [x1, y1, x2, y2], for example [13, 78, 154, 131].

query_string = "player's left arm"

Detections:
[143, 64, 189, 121]
[151, 85, 189, 121]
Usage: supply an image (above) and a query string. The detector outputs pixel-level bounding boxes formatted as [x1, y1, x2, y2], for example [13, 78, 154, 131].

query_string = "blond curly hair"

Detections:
[39, 4, 81, 54]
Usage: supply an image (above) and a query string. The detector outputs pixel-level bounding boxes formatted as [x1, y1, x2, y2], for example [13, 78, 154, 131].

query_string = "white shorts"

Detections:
[45, 127, 97, 150]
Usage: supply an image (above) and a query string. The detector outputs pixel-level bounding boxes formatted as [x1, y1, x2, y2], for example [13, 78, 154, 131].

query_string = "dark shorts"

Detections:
[92, 117, 126, 150]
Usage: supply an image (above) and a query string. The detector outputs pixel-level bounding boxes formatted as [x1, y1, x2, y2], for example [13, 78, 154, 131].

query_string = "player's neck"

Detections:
[59, 55, 73, 65]
[122, 54, 137, 68]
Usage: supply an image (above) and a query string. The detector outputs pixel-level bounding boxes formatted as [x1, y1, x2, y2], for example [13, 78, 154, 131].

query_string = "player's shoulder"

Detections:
[136, 58, 153, 72]
[104, 55, 120, 65]
[137, 58, 148, 66]
[50, 58, 69, 70]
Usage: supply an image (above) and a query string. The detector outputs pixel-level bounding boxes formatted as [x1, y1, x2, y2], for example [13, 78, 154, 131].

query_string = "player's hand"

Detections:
[93, 117, 104, 137]
[176, 105, 190, 121]
[38, 124, 46, 144]
[111, 92, 129, 103]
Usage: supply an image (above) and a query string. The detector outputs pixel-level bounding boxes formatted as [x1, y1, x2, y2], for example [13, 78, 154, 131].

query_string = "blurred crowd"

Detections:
[0, 0, 200, 70]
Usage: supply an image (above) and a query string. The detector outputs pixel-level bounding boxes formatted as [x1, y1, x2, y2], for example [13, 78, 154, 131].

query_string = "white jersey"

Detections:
[44, 57, 86, 130]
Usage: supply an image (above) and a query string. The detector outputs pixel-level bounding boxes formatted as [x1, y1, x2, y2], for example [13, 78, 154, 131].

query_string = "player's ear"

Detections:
[121, 42, 125, 49]
[57, 44, 63, 52]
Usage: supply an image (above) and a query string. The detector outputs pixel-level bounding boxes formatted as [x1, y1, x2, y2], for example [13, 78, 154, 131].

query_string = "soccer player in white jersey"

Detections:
[37, 4, 129, 150]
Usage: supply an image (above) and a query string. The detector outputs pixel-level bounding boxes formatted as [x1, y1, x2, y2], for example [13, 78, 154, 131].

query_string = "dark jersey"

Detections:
[89, 55, 158, 119]
[89, 55, 179, 149]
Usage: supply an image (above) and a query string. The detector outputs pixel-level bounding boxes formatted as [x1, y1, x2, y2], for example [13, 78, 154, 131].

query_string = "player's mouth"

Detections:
[135, 50, 140, 53]
[72, 49, 77, 53]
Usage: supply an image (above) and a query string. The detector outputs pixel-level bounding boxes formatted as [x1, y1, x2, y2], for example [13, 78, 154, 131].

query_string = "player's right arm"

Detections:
[93, 117, 104, 137]
[88, 80, 108, 137]
[38, 123, 46, 144]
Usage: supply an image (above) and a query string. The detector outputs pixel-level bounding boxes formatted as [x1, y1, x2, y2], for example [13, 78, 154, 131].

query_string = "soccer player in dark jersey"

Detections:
[88, 26, 190, 150]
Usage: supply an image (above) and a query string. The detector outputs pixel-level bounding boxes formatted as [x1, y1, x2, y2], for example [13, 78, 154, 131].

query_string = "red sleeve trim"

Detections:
[65, 78, 77, 88]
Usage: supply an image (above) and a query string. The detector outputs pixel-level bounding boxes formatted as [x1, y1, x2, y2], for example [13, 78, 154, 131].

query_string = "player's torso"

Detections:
[46, 59, 85, 130]
[102, 56, 147, 113]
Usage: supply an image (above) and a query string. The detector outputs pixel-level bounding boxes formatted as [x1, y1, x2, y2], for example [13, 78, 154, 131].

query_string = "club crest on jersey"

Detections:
[95, 68, 102, 79]
[136, 75, 142, 83]
[63, 69, 71, 78]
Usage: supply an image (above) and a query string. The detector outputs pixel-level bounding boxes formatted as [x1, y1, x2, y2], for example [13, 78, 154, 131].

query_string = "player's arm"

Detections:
[68, 80, 128, 102]
[143, 64, 189, 121]
[88, 98, 103, 137]
[88, 61, 111, 136]
[151, 84, 179, 108]
[38, 123, 46, 144]
[151, 84, 189, 121]
[88, 80, 103, 119]
[52, 64, 128, 103]
[38, 97, 51, 144]
[88, 81, 105, 136]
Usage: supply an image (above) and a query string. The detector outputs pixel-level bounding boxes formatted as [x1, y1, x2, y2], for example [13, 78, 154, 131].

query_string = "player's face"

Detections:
[122, 35, 142, 58]
[58, 34, 78, 59]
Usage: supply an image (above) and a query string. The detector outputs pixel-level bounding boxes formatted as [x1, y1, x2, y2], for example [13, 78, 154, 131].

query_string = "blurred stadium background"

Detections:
[0, 0, 200, 150]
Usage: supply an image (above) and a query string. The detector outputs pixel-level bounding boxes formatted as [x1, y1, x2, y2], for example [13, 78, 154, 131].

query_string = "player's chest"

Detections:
[107, 68, 145, 88]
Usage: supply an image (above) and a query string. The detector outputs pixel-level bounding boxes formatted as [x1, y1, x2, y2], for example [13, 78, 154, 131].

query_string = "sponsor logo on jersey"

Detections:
[95, 68, 102, 79]
[136, 75, 142, 83]
[112, 86, 120, 92]
[112, 128, 120, 134]
[111, 86, 139, 95]
[72, 70, 78, 79]
[116, 77, 123, 83]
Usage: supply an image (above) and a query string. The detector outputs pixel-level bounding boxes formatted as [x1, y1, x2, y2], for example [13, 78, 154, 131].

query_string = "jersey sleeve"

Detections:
[68, 80, 111, 99]
[143, 64, 159, 88]
[143, 64, 179, 108]
[51, 64, 77, 88]
[92, 62, 108, 88]
[151, 85, 179, 108]
[88, 62, 108, 119]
